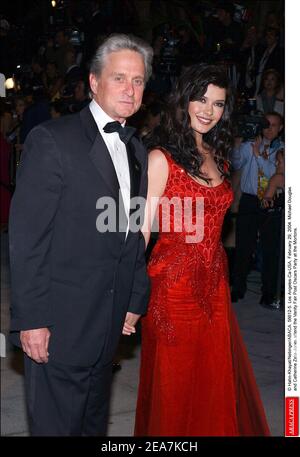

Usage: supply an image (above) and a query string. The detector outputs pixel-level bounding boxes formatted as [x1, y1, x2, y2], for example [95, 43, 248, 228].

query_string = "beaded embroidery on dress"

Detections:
[135, 151, 270, 436]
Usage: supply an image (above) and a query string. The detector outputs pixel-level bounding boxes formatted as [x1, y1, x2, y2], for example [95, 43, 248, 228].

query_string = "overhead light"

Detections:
[51, 0, 56, 7]
[5, 78, 14, 90]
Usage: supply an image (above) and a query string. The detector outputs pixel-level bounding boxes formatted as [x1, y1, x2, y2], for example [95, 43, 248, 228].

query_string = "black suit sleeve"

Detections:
[128, 144, 150, 315]
[128, 232, 150, 315]
[9, 125, 63, 331]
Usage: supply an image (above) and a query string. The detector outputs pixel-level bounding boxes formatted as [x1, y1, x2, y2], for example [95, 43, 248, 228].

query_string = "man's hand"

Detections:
[122, 312, 141, 336]
[20, 328, 51, 363]
[234, 137, 243, 148]
[262, 197, 274, 208]
[251, 135, 263, 157]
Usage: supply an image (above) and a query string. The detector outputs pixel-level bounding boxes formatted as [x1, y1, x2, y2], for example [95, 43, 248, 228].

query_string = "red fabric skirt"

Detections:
[134, 273, 270, 436]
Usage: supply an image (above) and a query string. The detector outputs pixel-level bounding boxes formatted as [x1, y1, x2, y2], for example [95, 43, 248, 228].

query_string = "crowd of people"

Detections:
[1, 0, 284, 437]
[1, 0, 285, 310]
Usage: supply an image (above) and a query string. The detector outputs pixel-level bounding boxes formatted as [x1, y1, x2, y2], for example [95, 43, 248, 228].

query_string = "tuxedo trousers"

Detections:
[232, 193, 263, 295]
[24, 353, 113, 436]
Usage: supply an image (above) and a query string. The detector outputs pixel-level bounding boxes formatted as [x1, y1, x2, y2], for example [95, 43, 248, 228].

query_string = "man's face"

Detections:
[263, 115, 283, 142]
[217, 8, 228, 24]
[89, 50, 145, 123]
[55, 31, 66, 46]
[265, 29, 277, 47]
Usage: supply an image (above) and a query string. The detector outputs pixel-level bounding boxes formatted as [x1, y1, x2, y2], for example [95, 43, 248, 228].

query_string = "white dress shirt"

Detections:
[89, 99, 131, 234]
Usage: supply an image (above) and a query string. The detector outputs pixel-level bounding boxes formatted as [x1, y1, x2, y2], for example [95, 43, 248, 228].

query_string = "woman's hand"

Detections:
[234, 136, 243, 148]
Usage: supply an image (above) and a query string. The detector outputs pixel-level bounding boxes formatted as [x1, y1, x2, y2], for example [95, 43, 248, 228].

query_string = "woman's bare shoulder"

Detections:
[148, 149, 169, 190]
[148, 148, 169, 172]
[149, 148, 168, 163]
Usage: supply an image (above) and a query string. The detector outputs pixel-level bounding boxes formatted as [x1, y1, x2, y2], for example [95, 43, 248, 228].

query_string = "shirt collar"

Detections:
[89, 99, 126, 134]
[261, 137, 283, 153]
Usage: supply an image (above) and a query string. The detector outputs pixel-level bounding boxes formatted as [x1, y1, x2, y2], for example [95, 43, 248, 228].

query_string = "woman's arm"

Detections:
[142, 149, 169, 247]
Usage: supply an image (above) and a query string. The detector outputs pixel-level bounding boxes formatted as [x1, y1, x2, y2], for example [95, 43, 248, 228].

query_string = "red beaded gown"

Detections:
[134, 152, 270, 436]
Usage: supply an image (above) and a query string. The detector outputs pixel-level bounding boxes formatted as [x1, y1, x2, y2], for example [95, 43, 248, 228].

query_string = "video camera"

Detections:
[203, 1, 251, 24]
[232, 98, 270, 140]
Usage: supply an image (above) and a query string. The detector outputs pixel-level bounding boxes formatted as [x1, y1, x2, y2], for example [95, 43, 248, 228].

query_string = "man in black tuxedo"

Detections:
[9, 34, 153, 436]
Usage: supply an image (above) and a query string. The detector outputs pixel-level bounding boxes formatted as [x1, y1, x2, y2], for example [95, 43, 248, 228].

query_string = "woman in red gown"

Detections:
[134, 64, 270, 436]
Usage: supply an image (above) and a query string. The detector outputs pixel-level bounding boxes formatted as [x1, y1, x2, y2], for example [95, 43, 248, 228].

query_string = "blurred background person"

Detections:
[139, 100, 164, 138]
[214, 1, 244, 62]
[67, 79, 90, 113]
[42, 61, 64, 101]
[0, 98, 13, 229]
[255, 68, 284, 116]
[230, 112, 284, 304]
[49, 29, 75, 77]
[5, 96, 29, 189]
[239, 25, 259, 96]
[19, 87, 51, 146]
[254, 26, 284, 96]
[49, 99, 68, 119]
[260, 148, 285, 309]
[64, 49, 83, 91]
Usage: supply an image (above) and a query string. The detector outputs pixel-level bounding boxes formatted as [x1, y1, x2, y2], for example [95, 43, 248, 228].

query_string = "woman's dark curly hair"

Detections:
[146, 63, 234, 181]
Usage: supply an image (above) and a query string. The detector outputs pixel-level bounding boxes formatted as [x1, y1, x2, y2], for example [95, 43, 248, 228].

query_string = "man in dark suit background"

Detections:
[9, 34, 153, 436]
[254, 26, 284, 95]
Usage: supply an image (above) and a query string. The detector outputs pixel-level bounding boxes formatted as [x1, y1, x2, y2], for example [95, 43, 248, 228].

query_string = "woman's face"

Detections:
[263, 73, 278, 91]
[188, 84, 226, 136]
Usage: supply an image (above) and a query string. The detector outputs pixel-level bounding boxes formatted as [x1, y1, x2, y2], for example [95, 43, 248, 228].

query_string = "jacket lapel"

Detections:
[80, 106, 119, 197]
[127, 141, 142, 205]
[80, 106, 127, 241]
[126, 139, 146, 242]
[88, 133, 120, 198]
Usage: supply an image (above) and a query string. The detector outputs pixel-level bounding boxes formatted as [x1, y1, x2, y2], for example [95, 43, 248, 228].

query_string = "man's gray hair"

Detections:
[90, 33, 153, 82]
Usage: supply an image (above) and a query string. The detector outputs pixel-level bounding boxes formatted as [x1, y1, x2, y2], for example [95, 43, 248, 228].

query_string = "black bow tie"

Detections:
[103, 121, 136, 145]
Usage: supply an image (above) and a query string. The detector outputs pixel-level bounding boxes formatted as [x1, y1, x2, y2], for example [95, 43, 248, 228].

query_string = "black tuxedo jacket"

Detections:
[9, 105, 150, 366]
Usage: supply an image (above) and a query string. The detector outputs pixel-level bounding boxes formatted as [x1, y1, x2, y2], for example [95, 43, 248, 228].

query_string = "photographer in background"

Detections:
[260, 148, 285, 309]
[230, 112, 284, 305]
